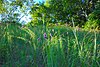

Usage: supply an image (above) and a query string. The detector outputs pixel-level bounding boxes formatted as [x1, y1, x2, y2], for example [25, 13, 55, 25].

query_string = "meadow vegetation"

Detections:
[0, 0, 100, 67]
[0, 23, 100, 67]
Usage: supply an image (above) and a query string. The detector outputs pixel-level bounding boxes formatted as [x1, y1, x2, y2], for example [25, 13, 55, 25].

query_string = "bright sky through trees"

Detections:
[0, 0, 44, 24]
[20, 0, 45, 24]
[34, 0, 44, 3]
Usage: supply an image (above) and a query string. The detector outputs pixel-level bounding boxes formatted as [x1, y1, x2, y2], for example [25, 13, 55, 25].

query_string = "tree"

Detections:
[0, 0, 34, 23]
[84, 0, 100, 29]
[46, 0, 99, 26]
[0, 0, 6, 13]
[30, 2, 52, 26]
[26, 0, 100, 29]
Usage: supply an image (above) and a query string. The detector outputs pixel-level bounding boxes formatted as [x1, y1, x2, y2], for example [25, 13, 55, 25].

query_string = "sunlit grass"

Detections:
[0, 23, 100, 67]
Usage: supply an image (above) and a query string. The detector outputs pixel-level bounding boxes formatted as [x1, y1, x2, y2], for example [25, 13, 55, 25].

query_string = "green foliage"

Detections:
[0, 0, 34, 23]
[84, 19, 100, 30]
[0, 45, 9, 65]
[0, 0, 100, 66]
[30, 0, 100, 28]
[84, 1, 100, 29]
[0, 0, 6, 13]
[0, 23, 100, 67]
[0, 1, 20, 23]
[31, 3, 51, 26]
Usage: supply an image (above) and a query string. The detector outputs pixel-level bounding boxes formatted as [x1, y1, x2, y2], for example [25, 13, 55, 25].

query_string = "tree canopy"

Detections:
[30, 0, 100, 29]
[0, 0, 100, 29]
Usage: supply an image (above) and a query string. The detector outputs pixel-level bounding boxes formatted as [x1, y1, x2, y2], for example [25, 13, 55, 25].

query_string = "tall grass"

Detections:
[0, 23, 100, 67]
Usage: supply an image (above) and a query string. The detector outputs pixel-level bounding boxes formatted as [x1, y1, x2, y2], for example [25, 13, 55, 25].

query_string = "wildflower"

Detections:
[43, 33, 48, 39]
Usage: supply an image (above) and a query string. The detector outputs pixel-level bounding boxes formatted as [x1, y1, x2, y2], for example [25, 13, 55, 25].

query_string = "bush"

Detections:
[84, 8, 100, 30]
[84, 19, 99, 30]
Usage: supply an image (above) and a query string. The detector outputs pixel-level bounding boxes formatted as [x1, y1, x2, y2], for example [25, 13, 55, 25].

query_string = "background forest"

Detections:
[0, 0, 100, 67]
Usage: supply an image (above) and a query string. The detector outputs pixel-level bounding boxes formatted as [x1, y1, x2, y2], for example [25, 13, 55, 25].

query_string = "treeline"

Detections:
[0, 0, 100, 29]
[31, 0, 100, 29]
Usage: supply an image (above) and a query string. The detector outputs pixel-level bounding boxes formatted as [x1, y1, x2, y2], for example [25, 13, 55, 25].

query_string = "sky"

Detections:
[34, 0, 45, 3]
